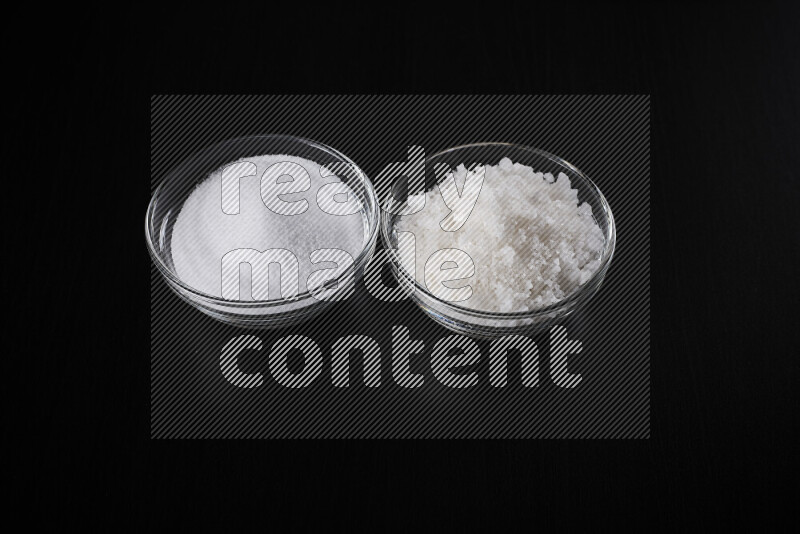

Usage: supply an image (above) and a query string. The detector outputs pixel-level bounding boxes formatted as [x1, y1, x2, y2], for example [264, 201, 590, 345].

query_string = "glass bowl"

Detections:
[146, 134, 379, 328]
[379, 143, 616, 339]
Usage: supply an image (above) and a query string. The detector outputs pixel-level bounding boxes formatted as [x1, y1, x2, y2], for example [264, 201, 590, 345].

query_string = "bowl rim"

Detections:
[379, 142, 616, 320]
[145, 133, 380, 307]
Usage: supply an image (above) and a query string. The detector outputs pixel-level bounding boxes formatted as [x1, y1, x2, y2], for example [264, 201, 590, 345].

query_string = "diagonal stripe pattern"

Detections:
[151, 95, 649, 439]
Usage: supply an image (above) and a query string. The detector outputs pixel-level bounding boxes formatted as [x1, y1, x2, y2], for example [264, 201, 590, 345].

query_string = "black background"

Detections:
[18, 1, 798, 528]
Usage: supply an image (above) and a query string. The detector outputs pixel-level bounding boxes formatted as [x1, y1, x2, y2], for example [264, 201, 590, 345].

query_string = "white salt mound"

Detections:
[395, 157, 605, 313]
[171, 154, 364, 299]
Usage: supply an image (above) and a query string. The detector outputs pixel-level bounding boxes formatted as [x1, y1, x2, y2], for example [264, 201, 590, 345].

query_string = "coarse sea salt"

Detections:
[394, 157, 605, 313]
[170, 154, 365, 300]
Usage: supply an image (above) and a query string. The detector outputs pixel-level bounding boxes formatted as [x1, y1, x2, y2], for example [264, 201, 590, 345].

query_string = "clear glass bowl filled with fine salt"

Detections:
[146, 135, 379, 327]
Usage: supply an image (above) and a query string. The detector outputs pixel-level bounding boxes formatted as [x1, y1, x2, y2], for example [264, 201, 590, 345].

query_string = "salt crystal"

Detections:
[395, 159, 605, 312]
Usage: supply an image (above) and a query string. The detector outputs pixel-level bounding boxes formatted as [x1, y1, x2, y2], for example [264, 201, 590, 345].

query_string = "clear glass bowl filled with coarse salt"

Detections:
[379, 143, 616, 339]
[146, 134, 379, 327]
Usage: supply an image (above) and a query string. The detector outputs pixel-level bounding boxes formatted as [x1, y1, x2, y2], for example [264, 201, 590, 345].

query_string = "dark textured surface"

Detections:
[20, 1, 798, 526]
